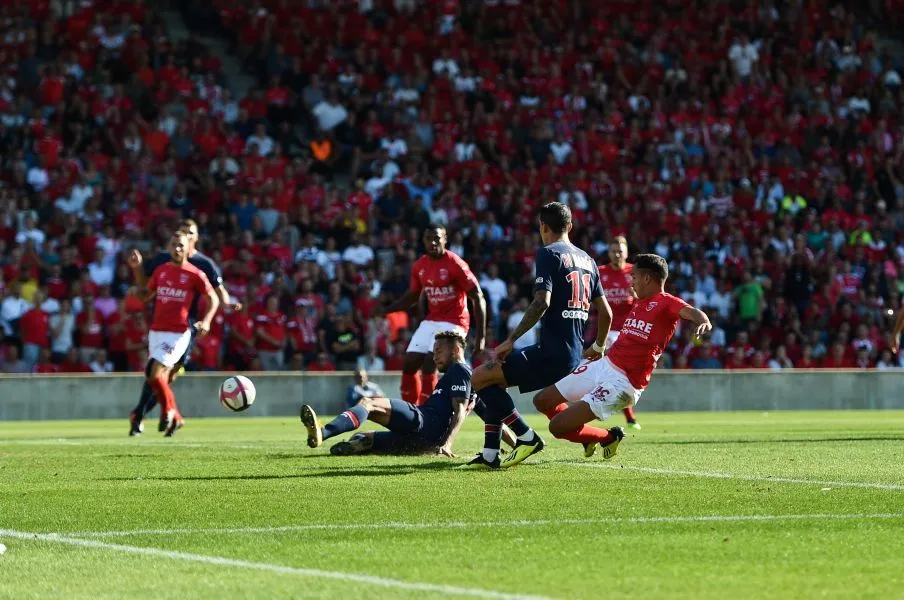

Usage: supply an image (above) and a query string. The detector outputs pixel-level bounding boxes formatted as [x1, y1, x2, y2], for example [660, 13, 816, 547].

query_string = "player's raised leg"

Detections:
[300, 396, 415, 449]
[400, 352, 425, 405]
[534, 380, 622, 459]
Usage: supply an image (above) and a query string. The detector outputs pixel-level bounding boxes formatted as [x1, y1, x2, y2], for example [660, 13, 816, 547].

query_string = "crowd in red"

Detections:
[1, 0, 903, 375]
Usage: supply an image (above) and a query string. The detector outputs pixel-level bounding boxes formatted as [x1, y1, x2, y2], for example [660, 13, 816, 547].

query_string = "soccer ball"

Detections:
[219, 375, 256, 412]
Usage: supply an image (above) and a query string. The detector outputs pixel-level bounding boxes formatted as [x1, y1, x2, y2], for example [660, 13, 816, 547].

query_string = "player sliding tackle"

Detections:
[133, 232, 219, 436]
[516, 254, 711, 466]
[299, 331, 476, 456]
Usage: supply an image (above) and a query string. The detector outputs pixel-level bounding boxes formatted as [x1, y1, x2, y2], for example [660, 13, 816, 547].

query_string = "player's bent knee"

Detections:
[533, 386, 562, 412]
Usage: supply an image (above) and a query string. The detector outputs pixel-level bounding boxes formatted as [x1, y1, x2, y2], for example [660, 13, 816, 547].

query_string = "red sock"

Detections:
[149, 375, 178, 416]
[401, 372, 421, 405]
[623, 406, 637, 422]
[542, 402, 612, 445]
[418, 372, 438, 405]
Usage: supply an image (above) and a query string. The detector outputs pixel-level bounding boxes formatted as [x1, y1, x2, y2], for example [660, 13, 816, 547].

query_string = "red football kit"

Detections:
[607, 292, 689, 389]
[408, 251, 478, 330]
[598, 262, 634, 330]
[147, 262, 212, 332]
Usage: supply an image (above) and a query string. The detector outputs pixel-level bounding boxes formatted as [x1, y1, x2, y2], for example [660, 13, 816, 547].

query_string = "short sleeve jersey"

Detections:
[598, 262, 634, 330]
[534, 241, 603, 364]
[145, 251, 223, 320]
[409, 251, 478, 330]
[607, 292, 688, 389]
[420, 361, 472, 429]
[147, 262, 213, 333]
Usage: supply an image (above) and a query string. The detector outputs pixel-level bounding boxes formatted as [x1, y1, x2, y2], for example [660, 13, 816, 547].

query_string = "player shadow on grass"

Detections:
[100, 462, 457, 482]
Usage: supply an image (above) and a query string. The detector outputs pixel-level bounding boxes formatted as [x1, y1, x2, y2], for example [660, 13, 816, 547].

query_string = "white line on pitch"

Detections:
[565, 463, 904, 490]
[53, 512, 904, 539]
[0, 529, 549, 600]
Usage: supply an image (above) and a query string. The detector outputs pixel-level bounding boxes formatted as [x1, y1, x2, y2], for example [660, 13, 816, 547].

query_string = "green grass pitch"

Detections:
[1, 411, 904, 599]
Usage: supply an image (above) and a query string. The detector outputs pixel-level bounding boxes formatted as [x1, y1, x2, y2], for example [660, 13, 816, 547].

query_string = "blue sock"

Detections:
[133, 382, 155, 419]
[323, 405, 369, 440]
[475, 386, 508, 460]
[478, 385, 535, 444]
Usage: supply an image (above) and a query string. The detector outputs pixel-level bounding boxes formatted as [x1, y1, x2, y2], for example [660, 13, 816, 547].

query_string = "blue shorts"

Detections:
[371, 399, 445, 453]
[501, 344, 579, 394]
[176, 326, 197, 367]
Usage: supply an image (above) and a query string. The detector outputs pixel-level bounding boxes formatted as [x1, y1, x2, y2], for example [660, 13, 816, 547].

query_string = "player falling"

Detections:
[127, 219, 239, 436]
[133, 232, 219, 436]
[598, 235, 641, 429]
[522, 254, 711, 465]
[466, 202, 616, 469]
[299, 331, 474, 456]
[376, 224, 486, 405]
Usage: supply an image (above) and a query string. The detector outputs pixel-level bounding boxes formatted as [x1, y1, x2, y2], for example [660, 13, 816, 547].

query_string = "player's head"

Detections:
[423, 224, 447, 258]
[538, 202, 572, 244]
[630, 253, 668, 298]
[608, 235, 628, 267]
[432, 330, 465, 372]
[169, 232, 190, 264]
[178, 219, 199, 251]
[354, 368, 368, 385]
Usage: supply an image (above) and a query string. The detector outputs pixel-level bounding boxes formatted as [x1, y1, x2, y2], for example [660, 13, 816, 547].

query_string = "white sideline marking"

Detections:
[0, 529, 549, 600]
[566, 463, 904, 491]
[57, 512, 904, 538]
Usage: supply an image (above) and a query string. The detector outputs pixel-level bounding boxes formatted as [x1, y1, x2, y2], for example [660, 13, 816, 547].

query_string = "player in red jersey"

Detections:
[376, 224, 486, 405]
[524, 254, 711, 465]
[134, 232, 220, 436]
[598, 236, 641, 429]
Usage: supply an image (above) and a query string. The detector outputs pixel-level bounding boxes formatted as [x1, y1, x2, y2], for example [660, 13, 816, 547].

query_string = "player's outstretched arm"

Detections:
[890, 307, 904, 353]
[679, 305, 712, 340]
[216, 285, 242, 311]
[438, 395, 470, 458]
[496, 290, 550, 361]
[126, 249, 148, 289]
[377, 289, 420, 317]
[466, 285, 487, 355]
[585, 295, 613, 359]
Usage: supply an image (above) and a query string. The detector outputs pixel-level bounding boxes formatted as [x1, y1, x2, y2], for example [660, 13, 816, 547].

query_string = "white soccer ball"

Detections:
[219, 375, 256, 412]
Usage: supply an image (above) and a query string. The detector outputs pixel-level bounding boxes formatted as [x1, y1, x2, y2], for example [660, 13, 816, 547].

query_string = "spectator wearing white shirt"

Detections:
[707, 280, 733, 321]
[558, 180, 588, 211]
[393, 75, 420, 105]
[89, 348, 115, 373]
[728, 33, 758, 79]
[246, 123, 275, 157]
[26, 158, 49, 192]
[50, 298, 75, 360]
[56, 177, 94, 214]
[455, 134, 477, 162]
[480, 264, 508, 323]
[209, 147, 240, 179]
[213, 88, 239, 123]
[0, 283, 30, 335]
[680, 280, 708, 310]
[507, 297, 539, 349]
[312, 93, 349, 131]
[15, 215, 46, 247]
[341, 233, 375, 267]
[432, 48, 460, 78]
[95, 224, 121, 268]
[316, 237, 342, 279]
[550, 135, 573, 165]
[87, 248, 114, 287]
[454, 68, 479, 93]
[380, 134, 408, 160]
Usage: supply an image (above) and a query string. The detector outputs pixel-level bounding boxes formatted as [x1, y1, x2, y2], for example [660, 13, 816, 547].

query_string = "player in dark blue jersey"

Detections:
[465, 202, 614, 469]
[299, 331, 473, 456]
[127, 219, 241, 436]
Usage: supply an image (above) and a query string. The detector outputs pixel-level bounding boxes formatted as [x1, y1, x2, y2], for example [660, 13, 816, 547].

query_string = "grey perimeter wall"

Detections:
[1, 370, 903, 421]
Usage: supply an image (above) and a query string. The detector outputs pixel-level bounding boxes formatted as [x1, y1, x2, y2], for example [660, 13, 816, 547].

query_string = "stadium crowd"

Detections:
[1, 0, 904, 374]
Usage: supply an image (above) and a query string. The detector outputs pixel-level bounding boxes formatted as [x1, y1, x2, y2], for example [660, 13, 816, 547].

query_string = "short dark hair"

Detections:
[425, 223, 446, 234]
[539, 202, 572, 234]
[634, 254, 669, 281]
[434, 330, 466, 348]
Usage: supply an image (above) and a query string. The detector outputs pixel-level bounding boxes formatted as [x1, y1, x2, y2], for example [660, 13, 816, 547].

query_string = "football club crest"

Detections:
[646, 302, 658, 311]
[439, 268, 449, 280]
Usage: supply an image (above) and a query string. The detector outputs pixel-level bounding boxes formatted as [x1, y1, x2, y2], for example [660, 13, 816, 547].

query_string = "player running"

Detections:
[299, 331, 474, 456]
[134, 232, 219, 436]
[465, 202, 615, 469]
[598, 235, 641, 429]
[127, 219, 239, 436]
[375, 224, 486, 406]
[525, 254, 711, 464]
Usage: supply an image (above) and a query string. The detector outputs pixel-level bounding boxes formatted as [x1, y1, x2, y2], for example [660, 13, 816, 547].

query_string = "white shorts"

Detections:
[407, 320, 467, 354]
[148, 330, 192, 368]
[555, 356, 643, 421]
[604, 330, 620, 351]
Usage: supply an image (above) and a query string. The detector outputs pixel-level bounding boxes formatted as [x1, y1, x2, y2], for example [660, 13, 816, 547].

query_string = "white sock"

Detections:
[517, 429, 536, 443]
[482, 448, 499, 462]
